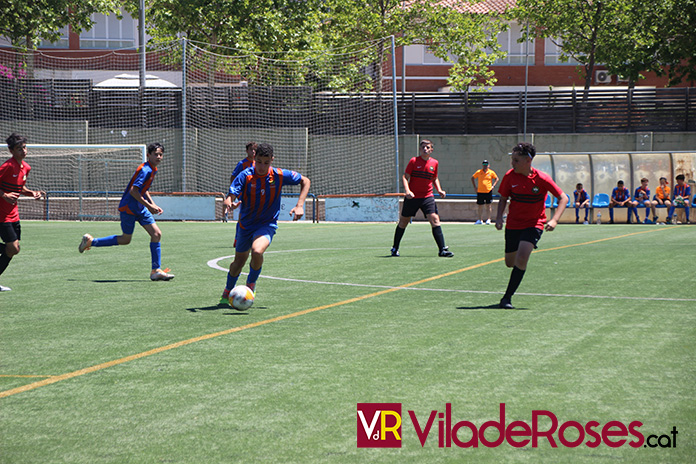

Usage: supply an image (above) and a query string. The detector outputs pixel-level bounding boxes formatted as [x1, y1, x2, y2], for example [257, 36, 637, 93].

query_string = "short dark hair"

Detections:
[618, 180, 624, 185]
[255, 143, 273, 158]
[420, 139, 433, 148]
[676, 174, 685, 181]
[147, 142, 164, 155]
[512, 142, 535, 158]
[6, 133, 27, 150]
[246, 142, 257, 151]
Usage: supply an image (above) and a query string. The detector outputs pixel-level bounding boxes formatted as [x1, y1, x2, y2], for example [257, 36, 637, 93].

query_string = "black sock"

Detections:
[503, 266, 526, 300]
[431, 225, 446, 250]
[0, 254, 11, 277]
[392, 226, 406, 249]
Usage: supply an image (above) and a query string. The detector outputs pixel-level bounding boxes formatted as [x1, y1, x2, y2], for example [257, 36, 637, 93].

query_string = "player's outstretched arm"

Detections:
[546, 192, 568, 231]
[289, 175, 311, 221]
[495, 196, 508, 230]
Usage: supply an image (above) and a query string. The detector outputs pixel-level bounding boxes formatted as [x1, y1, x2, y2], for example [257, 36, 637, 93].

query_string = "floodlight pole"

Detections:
[181, 38, 188, 192]
[390, 36, 400, 193]
[139, 0, 146, 89]
[523, 21, 530, 140]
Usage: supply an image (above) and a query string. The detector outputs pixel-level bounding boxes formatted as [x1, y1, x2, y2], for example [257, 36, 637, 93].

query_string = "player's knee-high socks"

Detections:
[222, 272, 240, 298]
[0, 243, 11, 277]
[149, 242, 162, 270]
[609, 208, 614, 222]
[392, 225, 405, 250]
[503, 266, 526, 300]
[431, 225, 446, 250]
[247, 265, 261, 291]
[92, 235, 119, 247]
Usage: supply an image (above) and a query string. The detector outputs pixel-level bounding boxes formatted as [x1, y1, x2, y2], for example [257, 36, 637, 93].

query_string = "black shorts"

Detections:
[0, 221, 21, 243]
[476, 192, 493, 205]
[505, 227, 543, 253]
[401, 196, 438, 218]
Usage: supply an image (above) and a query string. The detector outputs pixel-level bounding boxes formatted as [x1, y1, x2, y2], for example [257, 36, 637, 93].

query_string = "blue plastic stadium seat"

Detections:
[545, 194, 553, 208]
[554, 193, 572, 208]
[592, 193, 610, 208]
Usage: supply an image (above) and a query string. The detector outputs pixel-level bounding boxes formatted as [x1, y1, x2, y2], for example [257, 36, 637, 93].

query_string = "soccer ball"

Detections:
[229, 285, 255, 311]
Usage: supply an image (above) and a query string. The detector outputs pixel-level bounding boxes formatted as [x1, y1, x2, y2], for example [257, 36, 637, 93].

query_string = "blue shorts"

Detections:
[120, 209, 156, 235]
[234, 223, 277, 252]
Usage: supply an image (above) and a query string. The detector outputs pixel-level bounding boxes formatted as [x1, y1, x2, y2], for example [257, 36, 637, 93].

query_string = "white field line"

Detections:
[207, 251, 696, 303]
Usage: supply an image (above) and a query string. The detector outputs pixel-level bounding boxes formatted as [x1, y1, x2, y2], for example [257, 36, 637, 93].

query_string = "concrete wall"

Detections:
[398, 132, 696, 195]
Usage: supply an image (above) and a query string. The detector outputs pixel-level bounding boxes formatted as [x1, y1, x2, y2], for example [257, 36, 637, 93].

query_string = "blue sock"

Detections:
[686, 207, 690, 222]
[92, 235, 119, 247]
[668, 206, 675, 217]
[609, 209, 614, 221]
[150, 242, 161, 270]
[247, 265, 262, 286]
[645, 206, 650, 219]
[226, 272, 239, 291]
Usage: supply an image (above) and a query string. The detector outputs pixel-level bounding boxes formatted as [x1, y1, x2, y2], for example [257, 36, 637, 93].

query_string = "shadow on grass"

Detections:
[457, 304, 528, 311]
[186, 305, 268, 313]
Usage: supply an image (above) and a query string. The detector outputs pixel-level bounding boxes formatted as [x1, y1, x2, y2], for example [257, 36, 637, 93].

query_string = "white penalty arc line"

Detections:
[207, 252, 696, 303]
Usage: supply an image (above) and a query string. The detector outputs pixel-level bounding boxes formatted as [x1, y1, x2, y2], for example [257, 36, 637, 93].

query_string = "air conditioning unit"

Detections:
[595, 70, 611, 84]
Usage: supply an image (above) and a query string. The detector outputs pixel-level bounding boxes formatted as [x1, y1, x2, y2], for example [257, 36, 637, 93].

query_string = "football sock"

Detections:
[222, 288, 230, 298]
[92, 235, 119, 247]
[431, 225, 446, 250]
[226, 272, 239, 291]
[609, 209, 614, 221]
[392, 225, 405, 249]
[0, 254, 11, 277]
[575, 209, 579, 220]
[645, 206, 650, 219]
[584, 209, 589, 220]
[503, 266, 526, 300]
[247, 265, 262, 287]
[150, 242, 162, 270]
[686, 207, 690, 222]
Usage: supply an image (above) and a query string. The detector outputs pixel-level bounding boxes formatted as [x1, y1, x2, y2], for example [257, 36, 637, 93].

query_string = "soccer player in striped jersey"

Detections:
[668, 174, 691, 223]
[390, 139, 453, 257]
[0, 133, 44, 292]
[224, 142, 257, 222]
[609, 180, 636, 224]
[78, 143, 174, 281]
[219, 143, 310, 307]
[495, 142, 567, 309]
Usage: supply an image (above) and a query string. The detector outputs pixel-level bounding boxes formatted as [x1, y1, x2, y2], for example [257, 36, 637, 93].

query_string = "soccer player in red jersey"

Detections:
[391, 139, 453, 257]
[0, 133, 44, 292]
[495, 142, 567, 309]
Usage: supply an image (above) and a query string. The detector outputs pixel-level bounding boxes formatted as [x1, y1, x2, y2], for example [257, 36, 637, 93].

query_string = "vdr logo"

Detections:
[357, 403, 402, 448]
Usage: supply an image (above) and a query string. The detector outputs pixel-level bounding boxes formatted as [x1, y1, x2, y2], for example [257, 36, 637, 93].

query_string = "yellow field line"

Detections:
[0, 227, 670, 400]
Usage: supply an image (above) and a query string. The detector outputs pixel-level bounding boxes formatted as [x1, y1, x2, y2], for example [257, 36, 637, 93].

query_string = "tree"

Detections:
[0, 0, 121, 50]
[419, 3, 508, 91]
[123, 0, 325, 53]
[320, 1, 509, 92]
[513, 0, 631, 90]
[514, 0, 696, 89]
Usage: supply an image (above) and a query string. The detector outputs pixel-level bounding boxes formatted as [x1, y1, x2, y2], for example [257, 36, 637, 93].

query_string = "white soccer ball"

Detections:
[229, 285, 255, 311]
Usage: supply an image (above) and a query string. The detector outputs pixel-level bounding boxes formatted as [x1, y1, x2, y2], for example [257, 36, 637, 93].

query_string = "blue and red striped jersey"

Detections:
[119, 161, 157, 215]
[230, 167, 302, 229]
